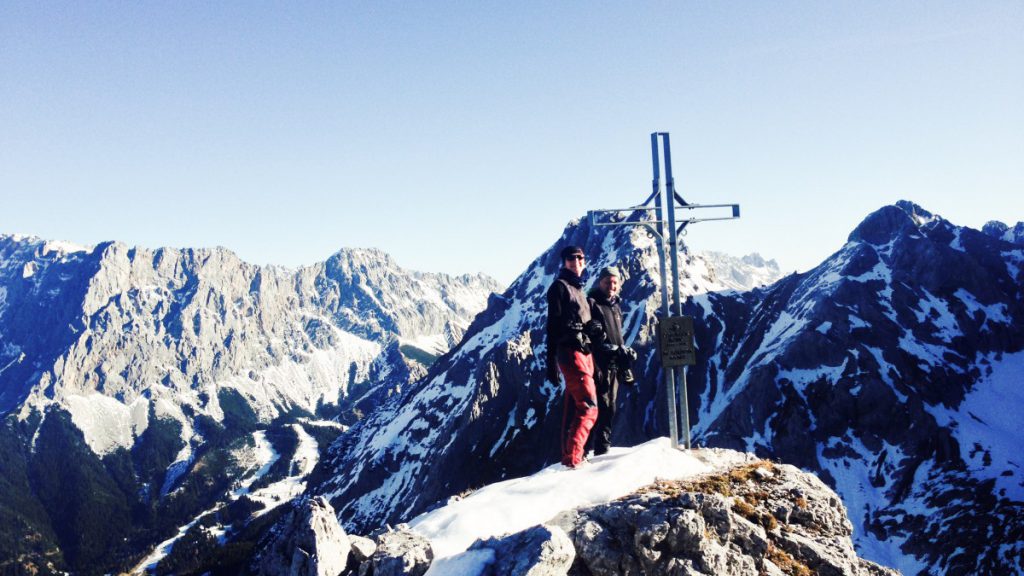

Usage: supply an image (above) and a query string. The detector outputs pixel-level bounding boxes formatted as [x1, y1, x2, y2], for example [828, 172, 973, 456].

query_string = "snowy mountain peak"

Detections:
[894, 199, 937, 225]
[848, 201, 942, 245]
[701, 251, 782, 292]
[982, 220, 1024, 246]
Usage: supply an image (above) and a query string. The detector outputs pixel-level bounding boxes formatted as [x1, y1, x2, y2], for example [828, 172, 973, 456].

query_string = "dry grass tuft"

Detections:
[767, 544, 812, 576]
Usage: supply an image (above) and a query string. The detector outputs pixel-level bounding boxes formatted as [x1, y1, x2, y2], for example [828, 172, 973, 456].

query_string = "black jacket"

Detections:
[588, 288, 625, 370]
[546, 268, 592, 367]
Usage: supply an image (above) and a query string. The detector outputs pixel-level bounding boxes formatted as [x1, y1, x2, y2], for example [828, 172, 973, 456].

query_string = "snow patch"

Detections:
[913, 290, 961, 342]
[42, 239, 91, 255]
[246, 424, 320, 516]
[954, 288, 1010, 330]
[400, 333, 450, 356]
[926, 351, 1024, 501]
[65, 394, 150, 455]
[411, 437, 749, 572]
[817, 436, 930, 575]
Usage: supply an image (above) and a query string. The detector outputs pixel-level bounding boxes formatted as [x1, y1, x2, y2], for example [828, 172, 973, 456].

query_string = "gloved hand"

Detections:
[565, 319, 584, 333]
[573, 332, 592, 354]
[546, 363, 560, 385]
[584, 319, 604, 338]
[618, 346, 638, 363]
[621, 368, 637, 385]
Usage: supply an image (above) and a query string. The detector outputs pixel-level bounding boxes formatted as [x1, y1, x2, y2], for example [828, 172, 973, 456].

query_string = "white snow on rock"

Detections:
[399, 333, 452, 357]
[410, 438, 751, 575]
[134, 430, 278, 573]
[954, 288, 1010, 330]
[41, 239, 91, 255]
[134, 426, 328, 573]
[926, 351, 1024, 501]
[246, 424, 320, 516]
[65, 393, 150, 454]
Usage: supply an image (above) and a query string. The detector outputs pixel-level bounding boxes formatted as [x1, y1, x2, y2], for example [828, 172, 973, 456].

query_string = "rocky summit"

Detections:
[308, 214, 782, 532]
[309, 202, 1022, 575]
[249, 450, 896, 576]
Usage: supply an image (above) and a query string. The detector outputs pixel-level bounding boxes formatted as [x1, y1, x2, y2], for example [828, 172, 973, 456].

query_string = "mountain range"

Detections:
[2, 199, 1021, 575]
[0, 237, 498, 574]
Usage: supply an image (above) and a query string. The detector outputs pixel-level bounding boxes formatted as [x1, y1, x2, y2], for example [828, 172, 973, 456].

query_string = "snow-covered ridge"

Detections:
[269, 439, 895, 576]
[699, 251, 782, 292]
[411, 438, 747, 567]
[983, 220, 1024, 246]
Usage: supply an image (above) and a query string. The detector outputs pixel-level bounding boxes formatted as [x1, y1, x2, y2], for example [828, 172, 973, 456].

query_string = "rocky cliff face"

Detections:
[309, 202, 1023, 575]
[0, 236, 499, 453]
[686, 201, 1023, 574]
[0, 235, 498, 574]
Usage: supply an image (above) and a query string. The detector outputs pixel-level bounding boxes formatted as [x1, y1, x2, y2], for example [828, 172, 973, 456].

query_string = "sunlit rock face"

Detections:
[0, 234, 498, 574]
[0, 236, 498, 453]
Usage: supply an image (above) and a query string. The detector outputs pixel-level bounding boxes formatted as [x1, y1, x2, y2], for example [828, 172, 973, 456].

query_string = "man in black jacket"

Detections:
[546, 245, 600, 468]
[587, 266, 637, 456]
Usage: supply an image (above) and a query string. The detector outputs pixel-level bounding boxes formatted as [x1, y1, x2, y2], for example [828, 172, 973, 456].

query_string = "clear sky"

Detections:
[2, 2, 1022, 286]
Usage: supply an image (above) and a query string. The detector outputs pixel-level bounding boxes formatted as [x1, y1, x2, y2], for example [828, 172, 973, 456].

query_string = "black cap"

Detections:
[559, 245, 585, 260]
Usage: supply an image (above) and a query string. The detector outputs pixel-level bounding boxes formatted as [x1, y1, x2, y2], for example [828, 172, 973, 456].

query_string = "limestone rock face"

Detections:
[469, 524, 575, 576]
[349, 534, 378, 563]
[0, 234, 498, 574]
[570, 460, 898, 576]
[0, 235, 499, 453]
[366, 526, 433, 576]
[251, 496, 351, 576]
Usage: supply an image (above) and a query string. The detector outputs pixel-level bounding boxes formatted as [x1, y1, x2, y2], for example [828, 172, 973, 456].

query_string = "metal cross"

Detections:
[589, 132, 740, 450]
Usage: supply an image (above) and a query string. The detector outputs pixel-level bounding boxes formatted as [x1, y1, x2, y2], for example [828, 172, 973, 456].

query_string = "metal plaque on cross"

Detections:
[657, 316, 696, 367]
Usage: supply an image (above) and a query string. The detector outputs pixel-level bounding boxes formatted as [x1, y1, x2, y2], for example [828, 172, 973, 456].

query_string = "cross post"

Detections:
[589, 132, 740, 450]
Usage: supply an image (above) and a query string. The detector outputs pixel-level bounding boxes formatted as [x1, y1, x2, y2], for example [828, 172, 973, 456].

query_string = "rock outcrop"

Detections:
[251, 496, 351, 576]
[349, 534, 378, 564]
[469, 524, 575, 576]
[569, 459, 897, 576]
[361, 526, 433, 576]
[259, 456, 894, 576]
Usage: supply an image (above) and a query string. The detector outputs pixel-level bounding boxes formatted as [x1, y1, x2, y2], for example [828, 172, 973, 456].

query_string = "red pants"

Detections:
[558, 348, 597, 467]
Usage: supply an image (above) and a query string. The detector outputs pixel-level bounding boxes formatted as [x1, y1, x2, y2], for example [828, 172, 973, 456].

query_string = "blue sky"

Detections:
[2, 2, 1021, 285]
